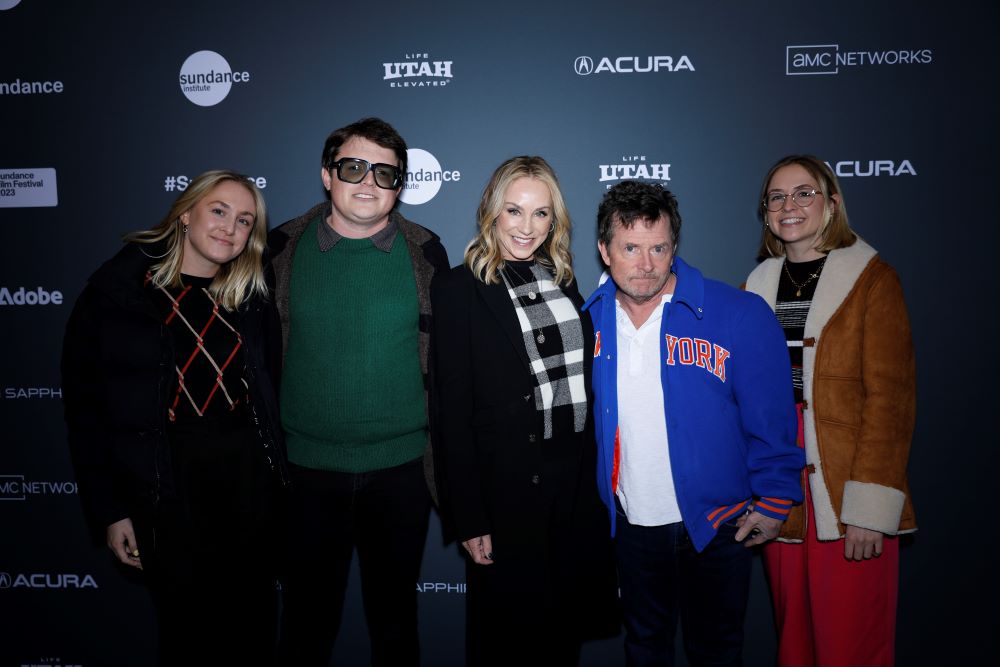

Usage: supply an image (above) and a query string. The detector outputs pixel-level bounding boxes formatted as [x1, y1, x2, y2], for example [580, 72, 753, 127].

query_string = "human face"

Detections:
[598, 214, 675, 307]
[321, 136, 401, 238]
[179, 180, 256, 277]
[765, 163, 836, 261]
[494, 177, 553, 262]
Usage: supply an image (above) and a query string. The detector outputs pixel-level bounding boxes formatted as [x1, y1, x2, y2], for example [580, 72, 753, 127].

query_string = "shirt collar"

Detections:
[316, 208, 399, 253]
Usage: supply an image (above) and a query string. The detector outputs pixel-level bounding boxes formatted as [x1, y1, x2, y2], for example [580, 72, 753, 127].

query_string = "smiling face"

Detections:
[179, 179, 256, 277]
[321, 135, 401, 238]
[599, 214, 676, 307]
[493, 176, 553, 262]
[765, 163, 838, 261]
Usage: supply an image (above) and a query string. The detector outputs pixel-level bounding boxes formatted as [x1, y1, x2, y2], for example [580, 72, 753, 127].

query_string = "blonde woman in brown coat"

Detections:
[745, 155, 916, 667]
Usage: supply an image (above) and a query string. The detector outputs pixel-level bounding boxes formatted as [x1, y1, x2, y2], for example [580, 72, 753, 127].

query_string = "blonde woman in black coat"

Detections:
[62, 170, 286, 666]
[431, 156, 618, 666]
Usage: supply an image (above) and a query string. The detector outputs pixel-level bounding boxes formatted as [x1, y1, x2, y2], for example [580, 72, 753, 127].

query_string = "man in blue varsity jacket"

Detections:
[582, 181, 804, 667]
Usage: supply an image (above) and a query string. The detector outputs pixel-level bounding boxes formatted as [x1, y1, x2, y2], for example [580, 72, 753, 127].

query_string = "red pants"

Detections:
[764, 445, 899, 666]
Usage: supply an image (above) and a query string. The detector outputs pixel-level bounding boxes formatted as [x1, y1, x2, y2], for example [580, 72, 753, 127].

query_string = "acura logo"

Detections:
[0, 572, 11, 588]
[574, 56, 594, 75]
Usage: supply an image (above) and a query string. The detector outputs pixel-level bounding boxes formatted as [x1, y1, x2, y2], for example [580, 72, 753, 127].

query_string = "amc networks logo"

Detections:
[1, 474, 78, 501]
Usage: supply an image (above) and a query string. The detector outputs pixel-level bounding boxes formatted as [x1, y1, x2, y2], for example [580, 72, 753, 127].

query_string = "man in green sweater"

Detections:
[269, 117, 449, 666]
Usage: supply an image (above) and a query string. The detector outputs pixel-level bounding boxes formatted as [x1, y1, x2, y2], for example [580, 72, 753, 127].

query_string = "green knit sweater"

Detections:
[281, 219, 427, 472]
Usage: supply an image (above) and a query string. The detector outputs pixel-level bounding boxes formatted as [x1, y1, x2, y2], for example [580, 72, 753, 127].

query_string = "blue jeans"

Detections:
[614, 503, 751, 667]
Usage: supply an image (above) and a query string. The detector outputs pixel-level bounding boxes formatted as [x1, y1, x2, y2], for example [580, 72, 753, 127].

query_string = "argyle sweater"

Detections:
[149, 273, 247, 422]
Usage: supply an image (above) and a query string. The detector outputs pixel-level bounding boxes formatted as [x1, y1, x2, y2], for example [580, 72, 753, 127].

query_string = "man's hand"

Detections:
[735, 511, 784, 547]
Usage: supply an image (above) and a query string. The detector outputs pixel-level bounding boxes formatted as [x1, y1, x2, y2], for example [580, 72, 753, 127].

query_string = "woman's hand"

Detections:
[844, 525, 884, 561]
[106, 517, 143, 569]
[462, 534, 494, 566]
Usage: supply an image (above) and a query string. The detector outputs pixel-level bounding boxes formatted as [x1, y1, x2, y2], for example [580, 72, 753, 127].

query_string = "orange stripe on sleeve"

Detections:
[711, 503, 747, 529]
[756, 499, 792, 515]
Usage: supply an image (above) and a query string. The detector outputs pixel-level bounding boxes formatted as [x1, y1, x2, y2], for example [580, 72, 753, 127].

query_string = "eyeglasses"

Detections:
[763, 188, 822, 212]
[329, 158, 402, 189]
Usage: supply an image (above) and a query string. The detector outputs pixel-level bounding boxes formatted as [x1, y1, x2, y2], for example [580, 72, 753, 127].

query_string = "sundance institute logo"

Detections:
[178, 50, 250, 106]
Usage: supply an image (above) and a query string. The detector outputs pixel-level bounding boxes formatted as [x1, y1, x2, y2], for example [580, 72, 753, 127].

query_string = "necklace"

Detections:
[502, 264, 546, 344]
[783, 256, 827, 297]
[503, 263, 537, 300]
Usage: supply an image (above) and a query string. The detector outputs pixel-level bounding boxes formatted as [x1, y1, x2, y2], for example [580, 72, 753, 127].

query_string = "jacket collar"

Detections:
[583, 255, 705, 320]
[476, 277, 531, 370]
[745, 237, 878, 338]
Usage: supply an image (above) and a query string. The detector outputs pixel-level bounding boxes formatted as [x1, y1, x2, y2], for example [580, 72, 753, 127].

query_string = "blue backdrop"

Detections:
[1, 1, 994, 665]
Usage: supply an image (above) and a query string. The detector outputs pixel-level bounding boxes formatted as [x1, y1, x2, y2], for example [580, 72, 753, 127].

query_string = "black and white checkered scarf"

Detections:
[501, 263, 587, 439]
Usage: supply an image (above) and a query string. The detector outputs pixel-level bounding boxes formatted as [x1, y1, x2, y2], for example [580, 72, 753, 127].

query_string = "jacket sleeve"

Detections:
[61, 286, 129, 541]
[839, 264, 915, 533]
[430, 269, 491, 543]
[733, 293, 805, 520]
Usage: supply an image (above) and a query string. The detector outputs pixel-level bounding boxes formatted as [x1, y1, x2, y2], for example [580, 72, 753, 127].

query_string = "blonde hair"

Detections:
[124, 170, 268, 310]
[464, 156, 574, 286]
[756, 154, 857, 260]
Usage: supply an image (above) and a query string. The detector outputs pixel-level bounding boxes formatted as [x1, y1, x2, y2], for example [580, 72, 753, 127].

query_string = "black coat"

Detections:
[430, 264, 598, 543]
[61, 242, 287, 540]
[430, 263, 619, 653]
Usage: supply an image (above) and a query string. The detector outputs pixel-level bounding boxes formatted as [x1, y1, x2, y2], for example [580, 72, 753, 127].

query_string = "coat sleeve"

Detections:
[839, 263, 915, 533]
[61, 286, 129, 541]
[430, 269, 491, 543]
[732, 293, 805, 520]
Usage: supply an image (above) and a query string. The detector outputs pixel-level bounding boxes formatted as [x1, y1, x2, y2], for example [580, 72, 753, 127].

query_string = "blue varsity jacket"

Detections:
[582, 256, 804, 552]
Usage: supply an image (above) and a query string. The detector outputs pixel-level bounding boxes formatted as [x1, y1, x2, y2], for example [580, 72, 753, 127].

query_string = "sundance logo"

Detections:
[399, 148, 460, 206]
[0, 572, 98, 589]
[574, 55, 694, 76]
[178, 50, 250, 106]
[0, 286, 63, 306]
[786, 44, 932, 75]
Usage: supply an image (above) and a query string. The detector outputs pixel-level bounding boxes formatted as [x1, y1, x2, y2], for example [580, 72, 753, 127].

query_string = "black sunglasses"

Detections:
[329, 158, 402, 190]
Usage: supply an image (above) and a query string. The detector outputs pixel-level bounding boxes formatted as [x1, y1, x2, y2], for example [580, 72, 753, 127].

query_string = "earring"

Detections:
[182, 224, 189, 234]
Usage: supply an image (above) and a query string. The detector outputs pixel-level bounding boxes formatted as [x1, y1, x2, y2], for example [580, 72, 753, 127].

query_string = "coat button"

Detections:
[528, 434, 536, 443]
[531, 474, 540, 485]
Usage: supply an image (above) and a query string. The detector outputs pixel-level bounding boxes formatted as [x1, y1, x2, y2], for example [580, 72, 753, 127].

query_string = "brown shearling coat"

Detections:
[746, 238, 916, 541]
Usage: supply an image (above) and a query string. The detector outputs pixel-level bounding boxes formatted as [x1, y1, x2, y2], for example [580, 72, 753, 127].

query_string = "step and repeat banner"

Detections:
[1, 1, 992, 665]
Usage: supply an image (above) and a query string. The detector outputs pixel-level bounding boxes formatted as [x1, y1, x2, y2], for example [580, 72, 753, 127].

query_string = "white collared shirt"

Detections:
[615, 294, 682, 526]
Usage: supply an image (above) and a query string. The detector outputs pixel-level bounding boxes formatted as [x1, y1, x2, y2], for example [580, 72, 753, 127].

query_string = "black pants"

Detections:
[134, 413, 281, 667]
[614, 508, 752, 667]
[277, 457, 431, 667]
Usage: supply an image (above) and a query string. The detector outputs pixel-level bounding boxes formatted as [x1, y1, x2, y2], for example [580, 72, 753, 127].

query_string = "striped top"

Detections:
[774, 256, 826, 403]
